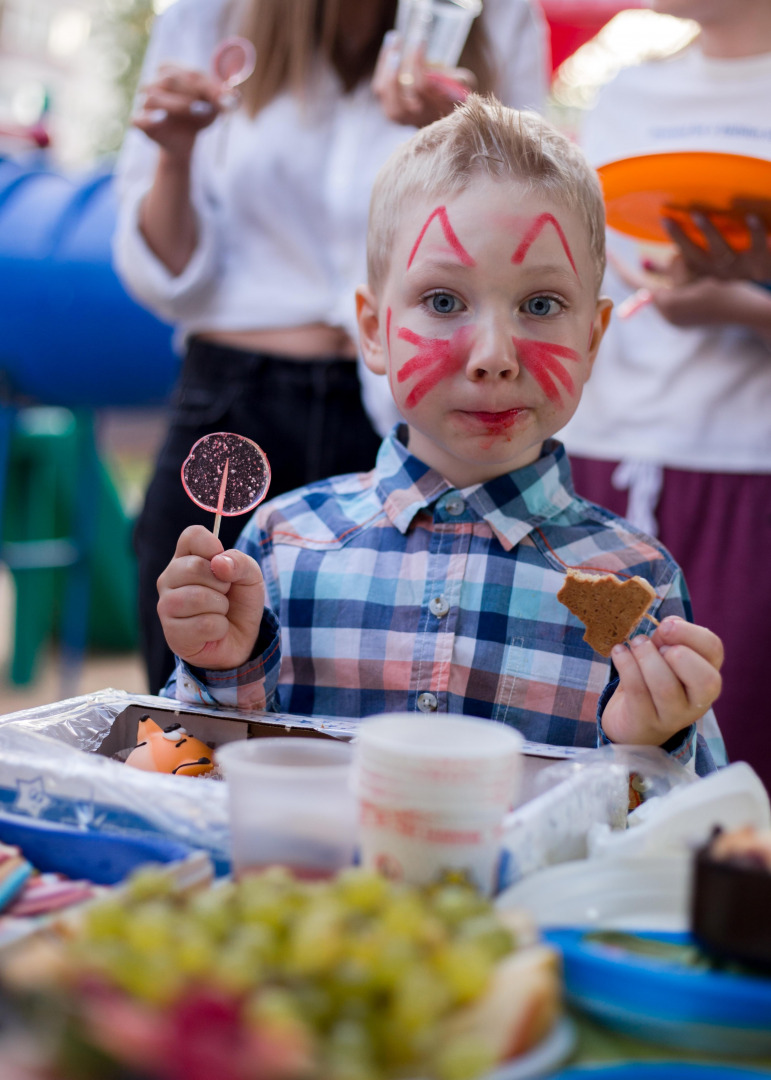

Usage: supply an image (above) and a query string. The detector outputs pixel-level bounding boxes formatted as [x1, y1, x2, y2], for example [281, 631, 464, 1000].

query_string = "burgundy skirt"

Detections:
[569, 454, 771, 793]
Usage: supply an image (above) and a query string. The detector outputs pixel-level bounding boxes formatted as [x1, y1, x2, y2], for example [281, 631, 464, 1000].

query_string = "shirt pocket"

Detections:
[492, 627, 608, 732]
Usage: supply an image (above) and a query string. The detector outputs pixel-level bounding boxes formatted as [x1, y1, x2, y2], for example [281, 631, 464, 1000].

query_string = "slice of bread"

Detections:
[557, 569, 656, 657]
[441, 944, 562, 1062]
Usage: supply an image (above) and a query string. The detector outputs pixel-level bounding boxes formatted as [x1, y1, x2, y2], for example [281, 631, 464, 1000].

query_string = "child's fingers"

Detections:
[210, 548, 263, 589]
[609, 639, 659, 725]
[620, 634, 690, 717]
[652, 616, 724, 670]
[658, 644, 722, 714]
[173, 524, 224, 560]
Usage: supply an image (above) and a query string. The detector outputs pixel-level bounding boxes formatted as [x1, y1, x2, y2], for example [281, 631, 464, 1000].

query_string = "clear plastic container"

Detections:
[216, 738, 357, 879]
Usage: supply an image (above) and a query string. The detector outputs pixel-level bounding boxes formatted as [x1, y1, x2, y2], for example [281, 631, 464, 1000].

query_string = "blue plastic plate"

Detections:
[0, 812, 193, 885]
[545, 929, 771, 1057]
[551, 1066, 771, 1079]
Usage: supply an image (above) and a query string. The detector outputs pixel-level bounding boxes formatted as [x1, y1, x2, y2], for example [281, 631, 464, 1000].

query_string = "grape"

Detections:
[111, 952, 181, 1005]
[284, 901, 345, 975]
[188, 887, 235, 941]
[429, 883, 491, 927]
[323, 1019, 380, 1080]
[124, 865, 177, 904]
[82, 898, 129, 941]
[174, 928, 217, 977]
[456, 914, 514, 961]
[61, 865, 524, 1080]
[433, 940, 494, 1004]
[124, 901, 177, 955]
[333, 867, 391, 914]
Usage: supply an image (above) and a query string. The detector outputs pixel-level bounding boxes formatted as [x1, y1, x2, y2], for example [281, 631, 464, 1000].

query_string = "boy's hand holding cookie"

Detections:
[602, 617, 723, 748]
[157, 525, 265, 672]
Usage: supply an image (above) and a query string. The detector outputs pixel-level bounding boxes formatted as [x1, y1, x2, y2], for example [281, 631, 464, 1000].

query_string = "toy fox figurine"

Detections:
[125, 715, 215, 777]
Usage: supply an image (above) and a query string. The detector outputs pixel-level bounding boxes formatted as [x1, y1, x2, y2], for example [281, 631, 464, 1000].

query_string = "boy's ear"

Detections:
[356, 285, 387, 375]
[586, 296, 613, 376]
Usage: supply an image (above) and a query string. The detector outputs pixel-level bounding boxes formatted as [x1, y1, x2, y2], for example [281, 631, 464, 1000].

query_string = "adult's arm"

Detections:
[112, 0, 225, 321]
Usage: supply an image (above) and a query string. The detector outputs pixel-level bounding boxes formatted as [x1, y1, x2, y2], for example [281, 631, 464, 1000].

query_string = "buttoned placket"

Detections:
[410, 496, 472, 714]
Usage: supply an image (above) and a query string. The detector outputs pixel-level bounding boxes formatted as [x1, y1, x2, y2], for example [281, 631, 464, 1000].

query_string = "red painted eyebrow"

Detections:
[407, 205, 476, 270]
[511, 213, 577, 275]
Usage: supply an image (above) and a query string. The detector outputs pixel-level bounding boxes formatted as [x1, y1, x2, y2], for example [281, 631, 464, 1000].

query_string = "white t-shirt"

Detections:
[112, 0, 548, 434]
[561, 46, 771, 473]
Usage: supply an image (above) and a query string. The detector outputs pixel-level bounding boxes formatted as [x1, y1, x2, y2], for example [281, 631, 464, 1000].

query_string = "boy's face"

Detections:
[357, 177, 612, 488]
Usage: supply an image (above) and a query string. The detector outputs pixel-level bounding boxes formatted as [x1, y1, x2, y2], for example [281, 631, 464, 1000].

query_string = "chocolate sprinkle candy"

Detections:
[181, 432, 271, 516]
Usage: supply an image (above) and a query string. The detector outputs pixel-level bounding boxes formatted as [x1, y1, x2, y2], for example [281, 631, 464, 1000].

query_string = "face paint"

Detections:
[407, 206, 476, 270]
[512, 335, 580, 402]
[512, 213, 578, 276]
[396, 325, 474, 408]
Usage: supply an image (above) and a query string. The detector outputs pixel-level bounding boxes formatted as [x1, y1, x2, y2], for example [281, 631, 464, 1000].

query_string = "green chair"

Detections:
[1, 406, 138, 688]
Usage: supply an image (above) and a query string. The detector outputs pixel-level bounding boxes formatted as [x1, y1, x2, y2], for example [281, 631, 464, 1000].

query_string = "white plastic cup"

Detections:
[398, 0, 482, 71]
[352, 714, 523, 895]
[216, 737, 357, 879]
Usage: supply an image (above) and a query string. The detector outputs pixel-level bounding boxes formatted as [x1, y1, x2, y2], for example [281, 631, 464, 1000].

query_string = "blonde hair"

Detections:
[236, 0, 494, 117]
[367, 95, 607, 294]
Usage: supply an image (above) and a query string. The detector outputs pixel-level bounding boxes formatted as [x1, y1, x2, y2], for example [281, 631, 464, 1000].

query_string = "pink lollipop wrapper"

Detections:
[182, 432, 271, 517]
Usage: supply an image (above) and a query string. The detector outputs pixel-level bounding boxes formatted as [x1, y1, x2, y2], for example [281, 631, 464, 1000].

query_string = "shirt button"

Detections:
[417, 692, 438, 712]
[444, 496, 465, 516]
[429, 595, 450, 618]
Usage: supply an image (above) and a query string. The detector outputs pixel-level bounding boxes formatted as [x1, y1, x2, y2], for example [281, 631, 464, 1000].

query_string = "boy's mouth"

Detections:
[462, 409, 524, 430]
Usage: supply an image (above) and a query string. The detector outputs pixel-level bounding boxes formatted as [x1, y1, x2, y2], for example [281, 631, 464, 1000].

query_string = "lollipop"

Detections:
[211, 36, 256, 161]
[212, 36, 257, 92]
[182, 432, 271, 539]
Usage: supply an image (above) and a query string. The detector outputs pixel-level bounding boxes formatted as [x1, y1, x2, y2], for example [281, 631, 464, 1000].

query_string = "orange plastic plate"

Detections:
[597, 151, 771, 249]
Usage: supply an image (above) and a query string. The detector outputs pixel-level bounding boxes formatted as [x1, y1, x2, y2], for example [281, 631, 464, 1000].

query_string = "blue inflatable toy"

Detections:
[0, 156, 179, 408]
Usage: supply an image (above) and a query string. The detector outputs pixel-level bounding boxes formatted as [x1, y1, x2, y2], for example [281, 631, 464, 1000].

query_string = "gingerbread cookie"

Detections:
[557, 569, 656, 657]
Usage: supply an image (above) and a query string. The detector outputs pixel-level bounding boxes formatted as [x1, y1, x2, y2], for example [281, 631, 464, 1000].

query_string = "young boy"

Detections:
[157, 96, 726, 776]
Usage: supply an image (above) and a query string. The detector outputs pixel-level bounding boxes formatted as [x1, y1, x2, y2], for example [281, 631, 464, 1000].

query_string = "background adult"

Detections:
[113, 0, 549, 694]
[561, 0, 771, 788]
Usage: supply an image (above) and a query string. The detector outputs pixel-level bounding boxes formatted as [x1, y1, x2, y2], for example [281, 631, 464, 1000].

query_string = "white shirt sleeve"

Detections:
[111, 0, 224, 322]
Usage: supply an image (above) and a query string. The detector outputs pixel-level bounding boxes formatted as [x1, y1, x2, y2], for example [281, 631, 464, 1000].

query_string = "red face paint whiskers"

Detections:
[512, 213, 578, 276]
[407, 206, 476, 270]
[512, 336, 580, 402]
[396, 326, 473, 408]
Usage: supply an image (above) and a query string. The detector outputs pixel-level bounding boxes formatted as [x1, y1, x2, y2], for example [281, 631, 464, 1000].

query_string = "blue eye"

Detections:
[525, 296, 560, 316]
[429, 292, 461, 314]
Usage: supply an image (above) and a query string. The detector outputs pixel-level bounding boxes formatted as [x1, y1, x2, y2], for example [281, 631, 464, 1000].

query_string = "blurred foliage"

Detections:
[90, 0, 157, 157]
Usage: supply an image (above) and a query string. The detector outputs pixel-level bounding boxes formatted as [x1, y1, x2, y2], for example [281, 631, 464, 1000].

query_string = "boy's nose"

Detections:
[464, 321, 520, 381]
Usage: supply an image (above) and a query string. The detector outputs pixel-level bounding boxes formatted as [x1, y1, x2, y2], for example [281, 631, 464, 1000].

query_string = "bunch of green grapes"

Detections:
[67, 866, 519, 1080]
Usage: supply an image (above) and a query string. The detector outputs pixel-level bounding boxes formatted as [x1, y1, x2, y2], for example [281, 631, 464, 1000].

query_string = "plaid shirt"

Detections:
[169, 428, 725, 775]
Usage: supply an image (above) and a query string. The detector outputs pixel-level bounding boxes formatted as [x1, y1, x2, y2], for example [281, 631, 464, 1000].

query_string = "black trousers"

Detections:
[134, 338, 382, 694]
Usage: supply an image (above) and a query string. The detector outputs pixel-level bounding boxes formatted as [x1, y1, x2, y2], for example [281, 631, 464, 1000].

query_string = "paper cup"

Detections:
[352, 714, 523, 894]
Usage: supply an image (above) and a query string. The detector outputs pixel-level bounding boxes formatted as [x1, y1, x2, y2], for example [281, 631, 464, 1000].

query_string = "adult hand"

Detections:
[133, 64, 223, 159]
[372, 34, 475, 128]
[610, 249, 766, 328]
[602, 617, 723, 748]
[664, 211, 771, 283]
[157, 525, 265, 671]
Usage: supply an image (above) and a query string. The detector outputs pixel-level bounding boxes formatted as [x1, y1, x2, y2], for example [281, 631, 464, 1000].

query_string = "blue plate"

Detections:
[551, 1067, 771, 1079]
[0, 812, 193, 885]
[545, 929, 771, 1058]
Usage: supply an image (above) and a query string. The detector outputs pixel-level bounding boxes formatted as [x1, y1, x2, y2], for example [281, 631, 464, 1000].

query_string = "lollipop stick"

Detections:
[212, 457, 229, 539]
[617, 288, 654, 320]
